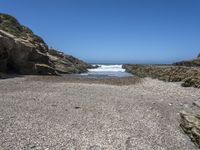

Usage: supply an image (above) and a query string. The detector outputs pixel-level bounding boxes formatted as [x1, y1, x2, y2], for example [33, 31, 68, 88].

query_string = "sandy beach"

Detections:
[0, 76, 200, 149]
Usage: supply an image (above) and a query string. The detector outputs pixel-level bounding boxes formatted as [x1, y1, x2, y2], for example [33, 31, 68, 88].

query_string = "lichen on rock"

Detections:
[180, 111, 200, 148]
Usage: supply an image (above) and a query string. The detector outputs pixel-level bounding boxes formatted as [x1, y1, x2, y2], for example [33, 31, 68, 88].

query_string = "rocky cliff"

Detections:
[0, 13, 92, 75]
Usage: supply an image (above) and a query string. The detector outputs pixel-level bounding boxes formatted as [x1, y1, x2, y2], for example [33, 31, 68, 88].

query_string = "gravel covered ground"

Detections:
[0, 75, 200, 149]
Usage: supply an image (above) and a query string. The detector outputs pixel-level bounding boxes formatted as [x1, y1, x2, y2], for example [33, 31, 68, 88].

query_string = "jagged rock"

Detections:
[0, 30, 53, 74]
[35, 64, 57, 75]
[0, 13, 47, 48]
[123, 64, 200, 88]
[182, 77, 200, 88]
[180, 111, 200, 148]
[48, 48, 93, 74]
[0, 13, 92, 75]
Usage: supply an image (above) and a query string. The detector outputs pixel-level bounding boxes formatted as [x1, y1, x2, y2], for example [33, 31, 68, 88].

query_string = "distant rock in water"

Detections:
[0, 13, 92, 75]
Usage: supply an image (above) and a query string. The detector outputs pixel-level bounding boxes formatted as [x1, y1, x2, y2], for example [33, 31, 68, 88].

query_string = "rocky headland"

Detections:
[123, 54, 200, 88]
[0, 13, 93, 76]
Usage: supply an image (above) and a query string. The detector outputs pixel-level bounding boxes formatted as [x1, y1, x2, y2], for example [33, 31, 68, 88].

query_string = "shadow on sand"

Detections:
[0, 73, 24, 80]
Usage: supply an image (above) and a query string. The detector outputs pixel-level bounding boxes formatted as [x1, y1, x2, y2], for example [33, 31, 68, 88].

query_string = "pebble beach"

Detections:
[0, 75, 200, 149]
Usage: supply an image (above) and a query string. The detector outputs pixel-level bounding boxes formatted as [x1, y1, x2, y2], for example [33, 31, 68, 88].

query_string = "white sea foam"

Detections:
[81, 64, 132, 77]
[88, 65, 125, 72]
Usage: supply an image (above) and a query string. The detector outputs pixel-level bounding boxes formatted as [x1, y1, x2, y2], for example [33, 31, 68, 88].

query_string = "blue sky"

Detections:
[1, 0, 200, 63]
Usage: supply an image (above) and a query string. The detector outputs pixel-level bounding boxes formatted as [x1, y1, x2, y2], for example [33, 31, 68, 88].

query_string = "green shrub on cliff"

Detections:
[0, 13, 45, 44]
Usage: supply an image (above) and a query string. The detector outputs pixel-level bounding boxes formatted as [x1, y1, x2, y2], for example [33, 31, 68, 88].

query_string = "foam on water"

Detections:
[88, 65, 125, 72]
[81, 64, 133, 77]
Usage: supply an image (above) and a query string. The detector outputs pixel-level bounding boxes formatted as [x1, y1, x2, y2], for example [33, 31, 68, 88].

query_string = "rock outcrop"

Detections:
[173, 54, 200, 67]
[48, 48, 92, 74]
[180, 111, 200, 148]
[123, 64, 200, 88]
[0, 13, 92, 75]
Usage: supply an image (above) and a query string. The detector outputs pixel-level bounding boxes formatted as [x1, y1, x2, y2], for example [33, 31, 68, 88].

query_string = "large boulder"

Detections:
[180, 111, 200, 148]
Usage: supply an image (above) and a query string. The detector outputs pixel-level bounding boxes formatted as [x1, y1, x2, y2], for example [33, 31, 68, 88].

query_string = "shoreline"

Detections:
[24, 74, 142, 86]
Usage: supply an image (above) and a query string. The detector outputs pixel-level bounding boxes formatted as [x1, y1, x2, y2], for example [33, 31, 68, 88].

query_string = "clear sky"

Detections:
[1, 0, 200, 64]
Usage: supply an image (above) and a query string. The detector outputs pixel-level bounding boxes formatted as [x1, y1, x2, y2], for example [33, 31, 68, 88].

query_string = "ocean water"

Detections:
[81, 64, 133, 77]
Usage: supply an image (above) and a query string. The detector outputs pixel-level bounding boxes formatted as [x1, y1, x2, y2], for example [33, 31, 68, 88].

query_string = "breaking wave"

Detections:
[88, 65, 125, 72]
[81, 64, 132, 77]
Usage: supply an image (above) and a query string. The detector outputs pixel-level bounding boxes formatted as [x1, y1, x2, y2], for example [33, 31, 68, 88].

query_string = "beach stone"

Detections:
[180, 110, 200, 148]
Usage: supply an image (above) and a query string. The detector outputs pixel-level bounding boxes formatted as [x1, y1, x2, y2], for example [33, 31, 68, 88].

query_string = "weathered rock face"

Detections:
[48, 49, 93, 74]
[0, 42, 8, 72]
[0, 13, 47, 48]
[0, 30, 57, 74]
[0, 13, 92, 75]
[123, 64, 200, 88]
[180, 111, 200, 148]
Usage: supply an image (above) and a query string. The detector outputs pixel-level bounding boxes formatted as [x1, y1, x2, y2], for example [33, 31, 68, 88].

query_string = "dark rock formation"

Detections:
[180, 111, 200, 148]
[0, 13, 92, 75]
[48, 48, 93, 74]
[123, 64, 200, 88]
[0, 30, 56, 75]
